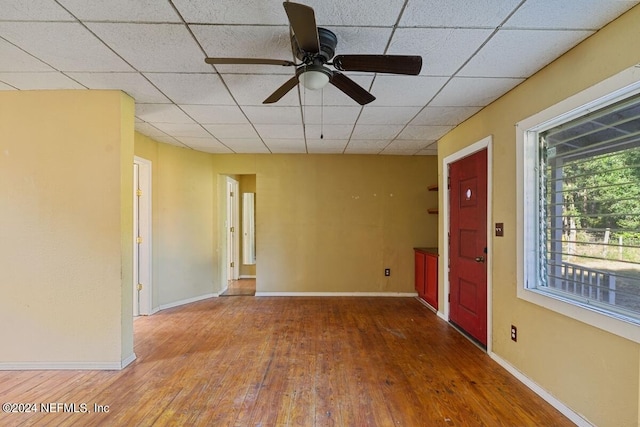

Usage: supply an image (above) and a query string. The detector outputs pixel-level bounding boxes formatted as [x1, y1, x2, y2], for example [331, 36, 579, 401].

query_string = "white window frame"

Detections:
[516, 64, 640, 344]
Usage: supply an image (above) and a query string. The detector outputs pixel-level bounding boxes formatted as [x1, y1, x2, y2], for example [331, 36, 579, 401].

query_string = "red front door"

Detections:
[449, 149, 488, 346]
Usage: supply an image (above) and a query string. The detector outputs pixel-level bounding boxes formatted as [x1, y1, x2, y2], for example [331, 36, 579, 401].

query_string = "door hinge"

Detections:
[230, 191, 234, 197]
[136, 236, 143, 244]
[230, 261, 235, 268]
[230, 226, 235, 233]
[448, 294, 450, 302]
[447, 176, 451, 189]
[136, 188, 143, 197]
[137, 283, 143, 291]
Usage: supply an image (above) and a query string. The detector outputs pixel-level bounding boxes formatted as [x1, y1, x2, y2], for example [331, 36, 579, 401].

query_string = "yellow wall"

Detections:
[134, 134, 216, 307]
[212, 154, 437, 293]
[134, 137, 437, 299]
[0, 90, 134, 368]
[437, 5, 640, 426]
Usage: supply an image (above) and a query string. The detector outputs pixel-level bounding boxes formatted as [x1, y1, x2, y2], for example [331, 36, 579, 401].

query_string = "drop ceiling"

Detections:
[1, 0, 638, 155]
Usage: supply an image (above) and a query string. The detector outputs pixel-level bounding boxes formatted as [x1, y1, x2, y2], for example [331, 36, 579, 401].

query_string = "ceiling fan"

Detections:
[204, 2, 422, 106]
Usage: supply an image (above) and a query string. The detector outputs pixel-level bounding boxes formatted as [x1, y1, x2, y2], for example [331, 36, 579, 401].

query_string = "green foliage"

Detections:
[561, 148, 640, 240]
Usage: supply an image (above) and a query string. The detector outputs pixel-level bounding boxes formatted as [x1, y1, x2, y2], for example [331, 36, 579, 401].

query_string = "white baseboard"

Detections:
[158, 293, 218, 311]
[489, 352, 592, 427]
[239, 275, 256, 279]
[437, 311, 447, 321]
[255, 292, 418, 297]
[121, 352, 136, 369]
[0, 353, 137, 371]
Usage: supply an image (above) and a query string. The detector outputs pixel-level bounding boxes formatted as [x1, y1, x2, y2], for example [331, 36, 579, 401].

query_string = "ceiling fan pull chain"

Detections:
[320, 89, 324, 140]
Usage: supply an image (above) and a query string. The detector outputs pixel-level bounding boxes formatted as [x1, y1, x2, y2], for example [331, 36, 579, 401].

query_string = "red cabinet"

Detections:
[414, 248, 438, 309]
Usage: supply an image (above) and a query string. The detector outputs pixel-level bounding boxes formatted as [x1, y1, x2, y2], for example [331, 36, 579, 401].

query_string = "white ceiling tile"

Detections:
[351, 124, 404, 140]
[152, 123, 211, 138]
[0, 81, 17, 90]
[307, 139, 348, 153]
[302, 106, 361, 124]
[0, 22, 134, 72]
[191, 25, 292, 74]
[144, 73, 236, 105]
[409, 106, 482, 125]
[397, 125, 454, 140]
[504, 0, 640, 30]
[254, 124, 304, 139]
[263, 139, 307, 153]
[57, 0, 182, 22]
[388, 28, 493, 76]
[223, 74, 300, 106]
[0, 72, 84, 89]
[380, 148, 421, 155]
[173, 0, 287, 24]
[87, 23, 210, 72]
[135, 122, 169, 138]
[358, 106, 422, 125]
[400, 0, 522, 27]
[305, 0, 406, 26]
[0, 38, 54, 72]
[385, 139, 435, 150]
[329, 27, 393, 55]
[368, 75, 447, 106]
[186, 144, 234, 154]
[305, 125, 354, 140]
[67, 72, 170, 103]
[459, 29, 593, 78]
[180, 105, 249, 124]
[242, 106, 302, 124]
[174, 136, 230, 151]
[225, 140, 271, 153]
[1, 1, 75, 20]
[344, 140, 390, 154]
[430, 77, 524, 107]
[203, 124, 259, 140]
[136, 104, 196, 123]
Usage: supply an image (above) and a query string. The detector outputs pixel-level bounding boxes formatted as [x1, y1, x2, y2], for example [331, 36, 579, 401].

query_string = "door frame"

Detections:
[225, 176, 240, 283]
[133, 156, 153, 316]
[442, 136, 493, 352]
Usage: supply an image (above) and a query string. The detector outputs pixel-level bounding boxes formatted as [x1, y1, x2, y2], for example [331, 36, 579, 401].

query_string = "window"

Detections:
[517, 69, 640, 341]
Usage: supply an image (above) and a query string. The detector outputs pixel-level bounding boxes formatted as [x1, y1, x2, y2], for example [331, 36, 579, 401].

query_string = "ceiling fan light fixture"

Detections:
[298, 65, 331, 90]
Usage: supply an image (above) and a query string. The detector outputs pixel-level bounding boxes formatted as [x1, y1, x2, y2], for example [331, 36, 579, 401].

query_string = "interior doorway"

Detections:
[133, 157, 152, 316]
[221, 174, 257, 296]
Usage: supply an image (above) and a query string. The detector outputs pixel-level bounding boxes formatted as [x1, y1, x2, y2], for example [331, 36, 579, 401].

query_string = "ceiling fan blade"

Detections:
[283, 2, 320, 54]
[333, 55, 423, 75]
[330, 72, 375, 105]
[205, 57, 295, 67]
[263, 75, 299, 104]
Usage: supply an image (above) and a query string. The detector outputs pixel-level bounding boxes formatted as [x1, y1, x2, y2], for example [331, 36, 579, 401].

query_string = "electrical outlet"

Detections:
[384, 268, 391, 276]
[511, 325, 517, 342]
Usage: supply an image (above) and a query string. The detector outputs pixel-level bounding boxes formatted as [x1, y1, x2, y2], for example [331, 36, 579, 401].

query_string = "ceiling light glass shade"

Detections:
[299, 69, 330, 90]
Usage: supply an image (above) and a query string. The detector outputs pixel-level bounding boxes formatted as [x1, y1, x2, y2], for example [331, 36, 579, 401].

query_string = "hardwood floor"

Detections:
[220, 279, 256, 296]
[0, 297, 572, 426]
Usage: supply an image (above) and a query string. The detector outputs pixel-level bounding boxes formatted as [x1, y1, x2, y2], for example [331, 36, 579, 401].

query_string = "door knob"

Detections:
[474, 256, 485, 263]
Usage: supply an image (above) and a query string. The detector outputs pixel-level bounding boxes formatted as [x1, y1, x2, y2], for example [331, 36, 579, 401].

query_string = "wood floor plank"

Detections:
[0, 297, 573, 426]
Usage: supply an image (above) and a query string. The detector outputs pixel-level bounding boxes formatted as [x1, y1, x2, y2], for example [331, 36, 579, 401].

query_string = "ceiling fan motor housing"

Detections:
[293, 27, 338, 63]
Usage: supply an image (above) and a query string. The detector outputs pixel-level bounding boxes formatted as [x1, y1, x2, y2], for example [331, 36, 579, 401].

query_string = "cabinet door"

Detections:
[414, 251, 426, 297]
[425, 254, 438, 309]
